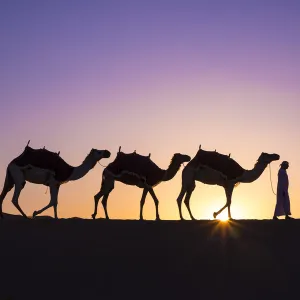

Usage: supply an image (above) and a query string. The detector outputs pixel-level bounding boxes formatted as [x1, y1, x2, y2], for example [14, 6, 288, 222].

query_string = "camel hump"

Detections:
[111, 151, 158, 169]
[106, 151, 160, 181]
[13, 146, 74, 182]
[196, 149, 244, 180]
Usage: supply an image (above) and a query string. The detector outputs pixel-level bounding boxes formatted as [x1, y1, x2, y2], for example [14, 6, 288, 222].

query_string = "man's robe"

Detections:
[274, 168, 291, 216]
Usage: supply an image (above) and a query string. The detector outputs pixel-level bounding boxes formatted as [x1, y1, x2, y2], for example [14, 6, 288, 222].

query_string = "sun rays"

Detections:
[218, 213, 229, 222]
[208, 218, 244, 244]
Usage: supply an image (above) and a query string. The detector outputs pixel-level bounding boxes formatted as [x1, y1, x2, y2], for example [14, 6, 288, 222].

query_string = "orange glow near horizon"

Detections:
[218, 215, 229, 222]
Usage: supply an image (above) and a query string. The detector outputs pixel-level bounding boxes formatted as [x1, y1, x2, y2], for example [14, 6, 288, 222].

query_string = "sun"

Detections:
[195, 196, 245, 221]
[218, 214, 229, 222]
[216, 207, 245, 221]
[213, 209, 229, 222]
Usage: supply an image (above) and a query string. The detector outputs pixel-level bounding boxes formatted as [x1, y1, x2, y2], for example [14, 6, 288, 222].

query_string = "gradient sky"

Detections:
[1, 0, 299, 220]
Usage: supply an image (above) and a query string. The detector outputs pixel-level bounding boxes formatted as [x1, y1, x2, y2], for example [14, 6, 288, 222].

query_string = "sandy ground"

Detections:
[0, 214, 299, 300]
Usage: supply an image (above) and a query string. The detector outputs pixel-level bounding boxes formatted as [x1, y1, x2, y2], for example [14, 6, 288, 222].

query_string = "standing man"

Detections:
[273, 161, 293, 220]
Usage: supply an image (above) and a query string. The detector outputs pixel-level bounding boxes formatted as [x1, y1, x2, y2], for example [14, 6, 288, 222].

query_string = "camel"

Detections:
[92, 147, 191, 220]
[176, 146, 280, 220]
[0, 141, 111, 219]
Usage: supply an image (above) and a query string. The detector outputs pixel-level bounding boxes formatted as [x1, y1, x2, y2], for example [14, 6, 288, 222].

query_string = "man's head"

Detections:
[280, 161, 289, 169]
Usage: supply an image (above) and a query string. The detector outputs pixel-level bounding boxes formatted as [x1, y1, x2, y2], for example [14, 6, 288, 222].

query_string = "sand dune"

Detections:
[0, 213, 299, 299]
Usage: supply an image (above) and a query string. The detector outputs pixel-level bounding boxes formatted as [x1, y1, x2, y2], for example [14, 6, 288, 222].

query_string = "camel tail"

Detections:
[0, 168, 14, 217]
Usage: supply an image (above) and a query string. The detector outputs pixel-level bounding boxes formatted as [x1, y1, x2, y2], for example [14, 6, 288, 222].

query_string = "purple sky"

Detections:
[1, 0, 300, 220]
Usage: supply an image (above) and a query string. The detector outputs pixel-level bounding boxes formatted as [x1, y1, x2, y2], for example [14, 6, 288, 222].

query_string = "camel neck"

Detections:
[239, 161, 267, 183]
[68, 155, 96, 181]
[162, 158, 181, 182]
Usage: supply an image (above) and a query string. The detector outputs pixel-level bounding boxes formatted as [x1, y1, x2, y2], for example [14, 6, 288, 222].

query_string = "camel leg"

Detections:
[213, 204, 227, 219]
[148, 188, 160, 220]
[0, 169, 15, 218]
[179, 168, 196, 220]
[0, 192, 6, 218]
[92, 190, 104, 219]
[8, 164, 28, 218]
[33, 184, 59, 218]
[176, 186, 187, 220]
[213, 184, 234, 219]
[92, 191, 104, 219]
[53, 185, 60, 219]
[101, 194, 110, 219]
[12, 183, 27, 218]
[181, 181, 196, 220]
[139, 188, 149, 220]
[93, 177, 114, 219]
[53, 202, 58, 219]
[184, 188, 196, 220]
[225, 185, 234, 219]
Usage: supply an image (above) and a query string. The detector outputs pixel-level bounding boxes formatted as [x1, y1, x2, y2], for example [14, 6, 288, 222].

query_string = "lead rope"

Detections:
[268, 163, 277, 195]
[97, 161, 108, 168]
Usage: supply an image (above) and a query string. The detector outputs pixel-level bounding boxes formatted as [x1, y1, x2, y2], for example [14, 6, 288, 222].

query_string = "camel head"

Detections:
[89, 149, 111, 161]
[172, 153, 191, 165]
[162, 153, 191, 181]
[257, 152, 280, 164]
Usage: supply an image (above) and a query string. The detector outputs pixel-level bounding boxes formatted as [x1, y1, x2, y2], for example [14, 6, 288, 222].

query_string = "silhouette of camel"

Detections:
[0, 141, 110, 219]
[176, 146, 280, 220]
[92, 147, 191, 220]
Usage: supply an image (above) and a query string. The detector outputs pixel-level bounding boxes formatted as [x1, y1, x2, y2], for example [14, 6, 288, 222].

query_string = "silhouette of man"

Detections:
[273, 161, 293, 220]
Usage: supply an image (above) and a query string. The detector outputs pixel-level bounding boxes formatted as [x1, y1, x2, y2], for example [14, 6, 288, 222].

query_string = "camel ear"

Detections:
[26, 140, 30, 147]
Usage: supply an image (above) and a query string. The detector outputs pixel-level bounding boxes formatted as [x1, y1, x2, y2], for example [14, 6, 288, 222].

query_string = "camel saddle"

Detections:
[195, 149, 244, 180]
[105, 151, 162, 186]
[12, 146, 74, 182]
